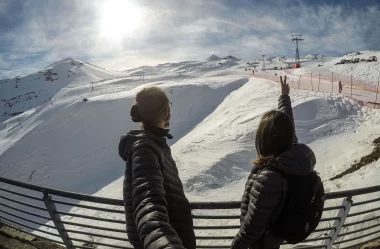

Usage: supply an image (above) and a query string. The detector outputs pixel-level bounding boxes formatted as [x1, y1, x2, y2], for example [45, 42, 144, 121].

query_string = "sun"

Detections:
[100, 0, 143, 41]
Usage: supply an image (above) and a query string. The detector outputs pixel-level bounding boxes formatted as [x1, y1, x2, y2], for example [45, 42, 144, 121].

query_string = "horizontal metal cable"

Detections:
[0, 176, 124, 206]
[314, 227, 334, 232]
[320, 216, 339, 222]
[66, 228, 129, 241]
[53, 199, 125, 214]
[61, 220, 127, 233]
[0, 187, 41, 201]
[190, 202, 240, 209]
[192, 214, 240, 219]
[0, 215, 60, 238]
[291, 245, 327, 249]
[0, 202, 50, 220]
[343, 214, 380, 227]
[194, 225, 240, 229]
[334, 228, 380, 245]
[0, 209, 55, 229]
[339, 234, 380, 249]
[325, 185, 380, 199]
[352, 196, 380, 206]
[323, 205, 345, 211]
[303, 236, 331, 243]
[338, 223, 380, 237]
[69, 237, 133, 249]
[55, 210, 125, 224]
[195, 236, 235, 240]
[195, 245, 230, 248]
[72, 246, 97, 249]
[281, 236, 330, 245]
[347, 206, 380, 217]
[0, 196, 47, 211]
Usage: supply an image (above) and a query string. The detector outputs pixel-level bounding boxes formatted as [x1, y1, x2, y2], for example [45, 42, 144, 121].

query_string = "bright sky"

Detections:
[0, 0, 379, 79]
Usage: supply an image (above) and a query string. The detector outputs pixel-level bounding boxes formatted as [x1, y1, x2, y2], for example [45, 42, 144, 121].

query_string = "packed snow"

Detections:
[301, 50, 380, 84]
[1, 51, 380, 248]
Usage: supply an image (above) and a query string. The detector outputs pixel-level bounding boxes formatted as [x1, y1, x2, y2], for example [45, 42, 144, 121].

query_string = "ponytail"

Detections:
[253, 155, 276, 168]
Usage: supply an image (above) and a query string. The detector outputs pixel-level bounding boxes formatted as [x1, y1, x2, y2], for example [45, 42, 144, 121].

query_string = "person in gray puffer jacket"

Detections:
[231, 76, 316, 249]
[119, 87, 196, 249]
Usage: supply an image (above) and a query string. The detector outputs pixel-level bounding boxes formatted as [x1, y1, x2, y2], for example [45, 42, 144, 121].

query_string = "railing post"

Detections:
[43, 191, 74, 249]
[324, 197, 352, 249]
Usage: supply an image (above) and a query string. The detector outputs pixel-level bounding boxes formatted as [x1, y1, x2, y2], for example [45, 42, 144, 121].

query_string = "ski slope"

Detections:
[1, 52, 380, 248]
[0, 58, 123, 123]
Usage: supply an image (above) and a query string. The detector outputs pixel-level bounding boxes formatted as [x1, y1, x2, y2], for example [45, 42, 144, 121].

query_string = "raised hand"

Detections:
[280, 75, 290, 96]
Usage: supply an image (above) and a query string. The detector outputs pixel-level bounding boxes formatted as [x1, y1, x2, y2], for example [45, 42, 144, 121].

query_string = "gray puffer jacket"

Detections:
[231, 95, 316, 249]
[119, 127, 196, 249]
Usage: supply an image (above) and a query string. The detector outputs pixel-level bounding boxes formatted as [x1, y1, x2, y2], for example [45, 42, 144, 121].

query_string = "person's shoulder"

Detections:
[131, 138, 159, 152]
[129, 140, 161, 167]
[254, 167, 287, 185]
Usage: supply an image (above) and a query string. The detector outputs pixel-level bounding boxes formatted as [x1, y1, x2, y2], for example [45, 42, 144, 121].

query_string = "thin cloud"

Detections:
[0, 0, 379, 79]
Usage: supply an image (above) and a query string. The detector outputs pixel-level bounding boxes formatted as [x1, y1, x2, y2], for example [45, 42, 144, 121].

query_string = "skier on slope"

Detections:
[339, 81, 343, 93]
[118, 87, 196, 249]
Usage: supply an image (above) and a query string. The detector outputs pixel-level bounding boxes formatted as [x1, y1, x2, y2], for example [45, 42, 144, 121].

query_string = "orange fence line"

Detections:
[252, 72, 380, 110]
[283, 69, 378, 92]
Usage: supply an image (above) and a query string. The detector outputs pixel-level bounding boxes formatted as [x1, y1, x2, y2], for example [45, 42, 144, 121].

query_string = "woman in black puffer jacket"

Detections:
[119, 87, 196, 249]
[231, 76, 316, 249]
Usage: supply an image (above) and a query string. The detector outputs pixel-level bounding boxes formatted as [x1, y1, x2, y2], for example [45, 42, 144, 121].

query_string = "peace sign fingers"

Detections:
[280, 75, 287, 86]
[280, 75, 290, 95]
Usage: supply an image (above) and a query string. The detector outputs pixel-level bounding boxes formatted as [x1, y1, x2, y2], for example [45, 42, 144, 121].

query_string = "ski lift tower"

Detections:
[291, 35, 304, 68]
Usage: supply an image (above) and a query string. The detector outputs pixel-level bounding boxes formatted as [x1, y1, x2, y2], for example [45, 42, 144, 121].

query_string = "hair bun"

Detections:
[130, 104, 142, 122]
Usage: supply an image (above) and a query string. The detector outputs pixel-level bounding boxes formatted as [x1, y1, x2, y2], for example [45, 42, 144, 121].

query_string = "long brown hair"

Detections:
[130, 87, 170, 128]
[253, 110, 294, 167]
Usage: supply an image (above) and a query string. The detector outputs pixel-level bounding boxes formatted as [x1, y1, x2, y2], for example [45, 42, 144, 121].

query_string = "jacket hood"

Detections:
[118, 128, 171, 162]
[118, 130, 147, 162]
[271, 143, 316, 175]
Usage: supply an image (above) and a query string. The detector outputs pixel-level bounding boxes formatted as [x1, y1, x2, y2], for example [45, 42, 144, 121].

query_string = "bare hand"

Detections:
[280, 76, 290, 95]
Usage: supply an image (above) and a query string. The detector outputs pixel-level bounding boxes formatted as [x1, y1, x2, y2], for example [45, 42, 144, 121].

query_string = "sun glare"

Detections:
[100, 0, 143, 41]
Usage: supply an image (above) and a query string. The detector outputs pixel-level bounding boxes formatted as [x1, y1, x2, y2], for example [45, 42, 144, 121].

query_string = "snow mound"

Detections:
[331, 62, 380, 84]
[173, 78, 365, 198]
[304, 54, 317, 59]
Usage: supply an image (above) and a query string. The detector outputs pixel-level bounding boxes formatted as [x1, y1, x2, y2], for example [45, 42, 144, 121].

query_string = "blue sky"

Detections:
[0, 0, 379, 79]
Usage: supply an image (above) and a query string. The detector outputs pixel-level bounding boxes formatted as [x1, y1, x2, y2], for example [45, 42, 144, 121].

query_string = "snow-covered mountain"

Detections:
[0, 58, 119, 123]
[2, 51, 380, 247]
[206, 54, 222, 61]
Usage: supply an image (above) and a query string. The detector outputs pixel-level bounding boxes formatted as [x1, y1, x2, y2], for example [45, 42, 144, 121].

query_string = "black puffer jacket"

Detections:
[231, 95, 316, 249]
[119, 127, 196, 249]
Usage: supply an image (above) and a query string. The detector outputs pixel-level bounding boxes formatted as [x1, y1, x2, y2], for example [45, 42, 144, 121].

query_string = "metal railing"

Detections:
[1, 176, 380, 249]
